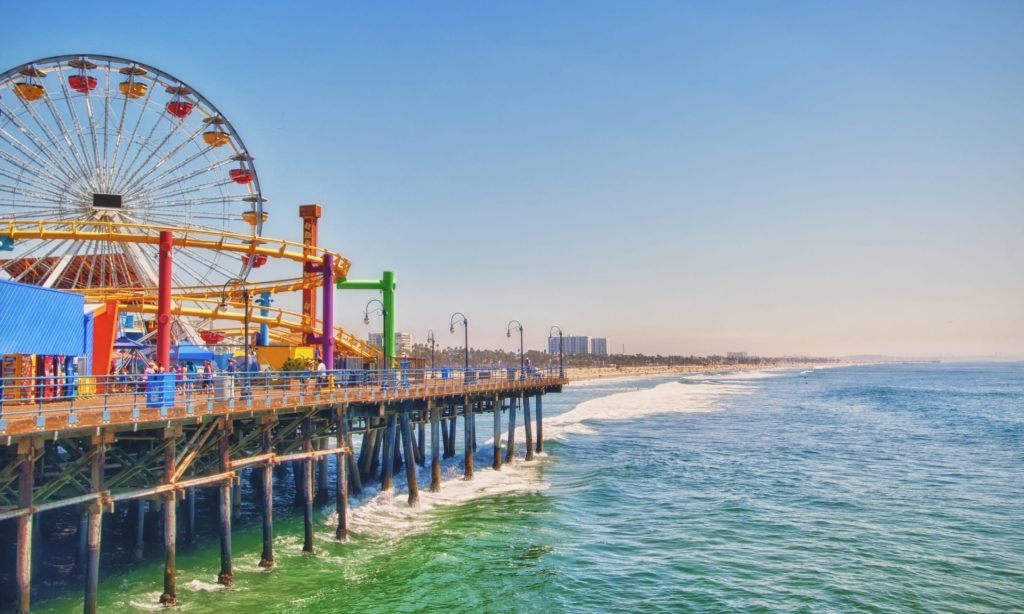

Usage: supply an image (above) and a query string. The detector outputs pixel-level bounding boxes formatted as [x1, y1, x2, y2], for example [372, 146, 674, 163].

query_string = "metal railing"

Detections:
[0, 366, 564, 433]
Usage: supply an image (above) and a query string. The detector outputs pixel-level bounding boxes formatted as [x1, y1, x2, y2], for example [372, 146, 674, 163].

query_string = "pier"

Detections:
[0, 367, 564, 611]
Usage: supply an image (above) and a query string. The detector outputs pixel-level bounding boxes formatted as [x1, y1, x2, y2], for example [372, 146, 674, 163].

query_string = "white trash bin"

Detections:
[214, 374, 234, 402]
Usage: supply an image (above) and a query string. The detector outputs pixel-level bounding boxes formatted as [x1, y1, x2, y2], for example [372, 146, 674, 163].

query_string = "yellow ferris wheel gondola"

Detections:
[118, 65, 148, 99]
[203, 115, 231, 147]
[13, 67, 46, 101]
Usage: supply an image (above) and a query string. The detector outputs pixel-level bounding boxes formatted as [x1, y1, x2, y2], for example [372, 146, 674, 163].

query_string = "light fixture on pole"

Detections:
[549, 325, 564, 379]
[364, 299, 387, 369]
[449, 312, 469, 372]
[426, 329, 436, 372]
[506, 320, 524, 379]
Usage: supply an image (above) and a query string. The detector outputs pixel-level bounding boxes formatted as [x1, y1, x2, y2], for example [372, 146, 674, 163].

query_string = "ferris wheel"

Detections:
[0, 54, 267, 291]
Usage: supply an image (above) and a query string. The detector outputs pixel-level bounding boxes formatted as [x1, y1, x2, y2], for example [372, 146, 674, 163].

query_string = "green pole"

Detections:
[336, 272, 396, 368]
[382, 271, 395, 366]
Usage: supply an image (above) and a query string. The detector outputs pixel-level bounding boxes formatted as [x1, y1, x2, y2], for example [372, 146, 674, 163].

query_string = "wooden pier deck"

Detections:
[0, 368, 566, 612]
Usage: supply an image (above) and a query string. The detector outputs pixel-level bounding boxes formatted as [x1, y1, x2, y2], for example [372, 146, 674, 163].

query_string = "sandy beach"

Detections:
[566, 361, 838, 383]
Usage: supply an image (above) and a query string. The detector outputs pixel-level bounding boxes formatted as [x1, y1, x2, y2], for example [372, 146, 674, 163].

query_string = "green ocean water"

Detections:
[35, 363, 1024, 612]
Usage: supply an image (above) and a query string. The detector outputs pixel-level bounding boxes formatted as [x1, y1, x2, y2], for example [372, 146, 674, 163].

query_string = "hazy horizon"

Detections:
[5, 1, 1021, 359]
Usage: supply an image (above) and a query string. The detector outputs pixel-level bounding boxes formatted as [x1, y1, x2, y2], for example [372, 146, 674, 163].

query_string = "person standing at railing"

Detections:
[316, 358, 327, 389]
[202, 360, 215, 389]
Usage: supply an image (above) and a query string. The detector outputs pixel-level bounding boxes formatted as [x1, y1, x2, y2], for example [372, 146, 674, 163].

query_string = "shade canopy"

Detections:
[173, 343, 215, 362]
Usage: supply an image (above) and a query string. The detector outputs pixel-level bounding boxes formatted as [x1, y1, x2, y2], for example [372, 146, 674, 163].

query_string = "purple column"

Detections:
[322, 254, 335, 369]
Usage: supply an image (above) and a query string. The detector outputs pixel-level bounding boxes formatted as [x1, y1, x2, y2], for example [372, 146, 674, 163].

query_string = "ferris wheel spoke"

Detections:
[53, 63, 98, 175]
[0, 163, 83, 203]
[115, 125, 209, 195]
[105, 74, 154, 194]
[15, 91, 95, 187]
[82, 72, 103, 184]
[41, 237, 87, 288]
[0, 146, 86, 202]
[0, 105, 81, 187]
[116, 112, 198, 197]
[9, 238, 70, 283]
[175, 247, 238, 285]
[0, 184, 77, 206]
[144, 194, 238, 209]
[134, 169, 235, 202]
[3, 98, 81, 181]
[40, 86, 97, 191]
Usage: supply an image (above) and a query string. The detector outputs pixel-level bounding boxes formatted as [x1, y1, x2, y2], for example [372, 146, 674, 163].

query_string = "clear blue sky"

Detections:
[6, 1, 1022, 358]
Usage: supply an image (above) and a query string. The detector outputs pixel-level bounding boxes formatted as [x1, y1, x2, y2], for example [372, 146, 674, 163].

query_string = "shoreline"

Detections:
[565, 361, 845, 383]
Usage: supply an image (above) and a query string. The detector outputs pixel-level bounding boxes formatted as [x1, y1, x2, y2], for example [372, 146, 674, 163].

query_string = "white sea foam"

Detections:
[326, 370, 768, 538]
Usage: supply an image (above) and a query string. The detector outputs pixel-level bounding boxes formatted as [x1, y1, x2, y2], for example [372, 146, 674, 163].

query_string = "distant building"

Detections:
[564, 335, 591, 355]
[590, 338, 608, 356]
[367, 332, 413, 356]
[396, 332, 412, 356]
[726, 352, 748, 360]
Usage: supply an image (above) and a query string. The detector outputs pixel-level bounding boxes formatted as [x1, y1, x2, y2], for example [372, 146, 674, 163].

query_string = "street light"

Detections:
[506, 320, 524, 379]
[364, 299, 387, 369]
[549, 325, 564, 378]
[426, 329, 436, 372]
[219, 278, 251, 372]
[449, 312, 469, 372]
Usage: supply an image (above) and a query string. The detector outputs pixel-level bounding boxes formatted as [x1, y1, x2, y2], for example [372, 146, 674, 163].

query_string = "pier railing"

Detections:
[0, 366, 565, 435]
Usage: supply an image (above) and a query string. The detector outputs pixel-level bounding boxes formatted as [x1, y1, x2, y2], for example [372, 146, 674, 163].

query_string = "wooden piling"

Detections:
[470, 402, 477, 452]
[302, 417, 315, 554]
[505, 395, 518, 463]
[382, 414, 396, 491]
[440, 418, 450, 458]
[493, 397, 502, 470]
[463, 397, 474, 479]
[316, 437, 330, 503]
[447, 409, 458, 458]
[160, 432, 178, 606]
[335, 408, 349, 541]
[259, 421, 275, 568]
[16, 441, 34, 614]
[344, 424, 362, 496]
[400, 411, 419, 506]
[357, 428, 373, 478]
[84, 439, 106, 613]
[417, 420, 426, 466]
[369, 422, 384, 479]
[523, 394, 534, 461]
[535, 393, 544, 454]
[430, 403, 441, 492]
[218, 423, 234, 586]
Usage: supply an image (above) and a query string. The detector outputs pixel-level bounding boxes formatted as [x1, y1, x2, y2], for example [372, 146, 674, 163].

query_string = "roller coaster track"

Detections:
[0, 220, 351, 279]
[1, 219, 380, 358]
[116, 297, 380, 359]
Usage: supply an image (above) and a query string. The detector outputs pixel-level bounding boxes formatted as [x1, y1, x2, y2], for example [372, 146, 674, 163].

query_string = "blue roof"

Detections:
[174, 343, 214, 362]
[0, 280, 85, 356]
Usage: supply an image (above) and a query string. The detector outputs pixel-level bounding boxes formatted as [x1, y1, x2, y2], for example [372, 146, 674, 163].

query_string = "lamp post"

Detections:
[506, 320, 524, 379]
[549, 325, 564, 378]
[219, 278, 251, 372]
[426, 329, 436, 373]
[449, 312, 469, 372]
[363, 299, 387, 370]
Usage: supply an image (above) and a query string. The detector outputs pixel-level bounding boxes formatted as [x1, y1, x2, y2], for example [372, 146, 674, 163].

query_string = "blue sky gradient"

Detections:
[5, 1, 1022, 357]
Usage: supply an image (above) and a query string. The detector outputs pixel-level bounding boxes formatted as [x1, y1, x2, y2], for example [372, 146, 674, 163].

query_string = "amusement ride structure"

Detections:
[0, 54, 381, 373]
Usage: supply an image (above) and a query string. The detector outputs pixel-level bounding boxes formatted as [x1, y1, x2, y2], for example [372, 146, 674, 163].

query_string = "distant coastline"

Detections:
[566, 361, 850, 383]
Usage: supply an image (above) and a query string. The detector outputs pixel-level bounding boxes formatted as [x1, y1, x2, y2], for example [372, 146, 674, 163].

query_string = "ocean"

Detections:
[36, 363, 1024, 612]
